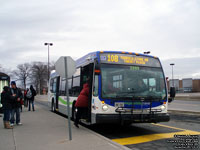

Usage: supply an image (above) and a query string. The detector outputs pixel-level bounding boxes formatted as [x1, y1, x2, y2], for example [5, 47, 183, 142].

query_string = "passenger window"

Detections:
[68, 79, 72, 95]
[52, 78, 57, 93]
[60, 78, 72, 96]
[71, 76, 80, 97]
[50, 79, 54, 92]
[60, 79, 66, 95]
[93, 75, 98, 96]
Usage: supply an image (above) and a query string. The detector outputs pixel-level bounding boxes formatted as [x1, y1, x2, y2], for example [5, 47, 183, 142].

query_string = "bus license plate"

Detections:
[115, 102, 124, 108]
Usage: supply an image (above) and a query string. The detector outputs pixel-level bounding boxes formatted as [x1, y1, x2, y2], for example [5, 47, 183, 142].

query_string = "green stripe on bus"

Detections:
[58, 97, 73, 106]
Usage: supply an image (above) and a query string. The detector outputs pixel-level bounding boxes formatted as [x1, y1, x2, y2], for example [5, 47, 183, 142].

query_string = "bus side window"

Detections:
[60, 79, 66, 95]
[53, 78, 57, 93]
[68, 78, 72, 96]
[71, 76, 80, 97]
[50, 79, 54, 92]
[93, 75, 98, 96]
[59, 78, 72, 96]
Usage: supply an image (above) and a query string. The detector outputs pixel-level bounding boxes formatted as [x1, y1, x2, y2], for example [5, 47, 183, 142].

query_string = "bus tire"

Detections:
[51, 99, 56, 112]
[123, 121, 132, 126]
[71, 101, 77, 121]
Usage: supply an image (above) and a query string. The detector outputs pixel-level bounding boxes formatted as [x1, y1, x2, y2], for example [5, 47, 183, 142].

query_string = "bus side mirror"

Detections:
[170, 87, 176, 98]
[94, 70, 100, 75]
[168, 87, 175, 103]
[94, 59, 100, 75]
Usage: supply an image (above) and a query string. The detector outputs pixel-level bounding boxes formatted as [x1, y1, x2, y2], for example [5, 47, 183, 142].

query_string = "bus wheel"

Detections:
[123, 121, 132, 126]
[51, 100, 55, 112]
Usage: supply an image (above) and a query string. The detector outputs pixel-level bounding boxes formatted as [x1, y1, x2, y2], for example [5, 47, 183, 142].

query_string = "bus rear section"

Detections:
[90, 52, 170, 124]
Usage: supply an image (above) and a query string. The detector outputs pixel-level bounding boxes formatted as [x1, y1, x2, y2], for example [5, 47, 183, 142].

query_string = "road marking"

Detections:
[112, 130, 200, 145]
[151, 123, 185, 131]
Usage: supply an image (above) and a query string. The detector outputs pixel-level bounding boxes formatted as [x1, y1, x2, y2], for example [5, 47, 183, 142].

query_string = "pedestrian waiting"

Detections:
[26, 85, 36, 111]
[1, 86, 16, 129]
[10, 81, 23, 126]
[23, 88, 28, 107]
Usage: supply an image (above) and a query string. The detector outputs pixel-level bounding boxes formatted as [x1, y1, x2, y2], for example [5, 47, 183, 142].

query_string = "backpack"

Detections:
[32, 89, 37, 96]
[26, 90, 32, 99]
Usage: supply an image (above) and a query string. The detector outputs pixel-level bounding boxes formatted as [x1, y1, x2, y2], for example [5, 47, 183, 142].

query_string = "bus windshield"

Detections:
[101, 64, 166, 101]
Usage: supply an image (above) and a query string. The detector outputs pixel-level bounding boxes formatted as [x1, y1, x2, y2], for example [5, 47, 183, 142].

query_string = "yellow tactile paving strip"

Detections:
[112, 123, 200, 145]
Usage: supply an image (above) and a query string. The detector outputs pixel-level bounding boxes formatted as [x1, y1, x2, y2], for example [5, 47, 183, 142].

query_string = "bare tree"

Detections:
[30, 62, 48, 94]
[12, 63, 31, 89]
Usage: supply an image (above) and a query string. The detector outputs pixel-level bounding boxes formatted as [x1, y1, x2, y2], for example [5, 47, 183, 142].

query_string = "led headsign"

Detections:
[100, 53, 161, 67]
[0, 77, 9, 80]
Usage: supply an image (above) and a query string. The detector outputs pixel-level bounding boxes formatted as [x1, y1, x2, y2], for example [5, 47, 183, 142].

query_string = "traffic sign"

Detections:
[55, 56, 76, 78]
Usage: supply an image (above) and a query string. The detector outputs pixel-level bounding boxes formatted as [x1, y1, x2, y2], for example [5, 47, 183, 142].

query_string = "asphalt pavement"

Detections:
[168, 100, 200, 113]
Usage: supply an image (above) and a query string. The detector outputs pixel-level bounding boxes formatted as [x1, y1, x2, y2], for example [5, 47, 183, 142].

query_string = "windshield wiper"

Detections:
[107, 96, 162, 101]
[117, 91, 136, 96]
[144, 96, 162, 101]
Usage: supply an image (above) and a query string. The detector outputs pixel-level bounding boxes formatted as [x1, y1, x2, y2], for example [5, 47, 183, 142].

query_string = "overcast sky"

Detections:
[0, 0, 200, 79]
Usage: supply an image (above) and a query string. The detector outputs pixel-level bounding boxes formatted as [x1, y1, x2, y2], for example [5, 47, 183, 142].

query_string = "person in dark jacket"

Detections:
[74, 78, 90, 128]
[23, 88, 28, 107]
[10, 81, 23, 126]
[27, 85, 36, 111]
[1, 86, 16, 129]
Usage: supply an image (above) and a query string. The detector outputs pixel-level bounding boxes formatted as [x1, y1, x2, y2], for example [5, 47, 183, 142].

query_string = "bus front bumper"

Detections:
[95, 113, 170, 124]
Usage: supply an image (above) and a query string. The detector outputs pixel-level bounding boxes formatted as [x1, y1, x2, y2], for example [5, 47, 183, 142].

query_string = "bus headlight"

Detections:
[160, 105, 166, 111]
[102, 105, 109, 111]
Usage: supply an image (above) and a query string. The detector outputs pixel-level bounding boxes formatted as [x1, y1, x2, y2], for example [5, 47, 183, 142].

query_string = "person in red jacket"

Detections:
[74, 78, 90, 128]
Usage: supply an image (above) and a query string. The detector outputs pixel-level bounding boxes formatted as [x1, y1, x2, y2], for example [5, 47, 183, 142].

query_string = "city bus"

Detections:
[0, 72, 10, 112]
[48, 51, 173, 125]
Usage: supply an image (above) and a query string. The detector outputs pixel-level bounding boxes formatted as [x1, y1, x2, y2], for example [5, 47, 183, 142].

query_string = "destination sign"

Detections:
[100, 53, 161, 67]
[0, 76, 9, 80]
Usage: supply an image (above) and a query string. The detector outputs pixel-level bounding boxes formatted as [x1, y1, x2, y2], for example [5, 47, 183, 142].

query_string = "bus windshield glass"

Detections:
[101, 64, 166, 101]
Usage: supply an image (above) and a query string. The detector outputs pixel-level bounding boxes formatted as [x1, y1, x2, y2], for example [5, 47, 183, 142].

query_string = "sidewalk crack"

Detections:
[12, 129, 17, 150]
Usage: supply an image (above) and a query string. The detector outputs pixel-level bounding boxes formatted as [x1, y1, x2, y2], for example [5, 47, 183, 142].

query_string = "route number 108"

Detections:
[107, 54, 119, 62]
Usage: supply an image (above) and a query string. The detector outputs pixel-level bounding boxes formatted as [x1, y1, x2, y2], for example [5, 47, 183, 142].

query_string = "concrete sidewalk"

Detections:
[0, 102, 130, 150]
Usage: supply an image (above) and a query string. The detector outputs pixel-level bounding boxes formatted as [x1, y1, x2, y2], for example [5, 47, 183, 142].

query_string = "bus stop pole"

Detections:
[64, 57, 72, 140]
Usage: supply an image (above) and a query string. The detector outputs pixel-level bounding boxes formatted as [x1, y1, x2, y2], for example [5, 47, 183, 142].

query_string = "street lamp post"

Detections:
[143, 51, 151, 54]
[44, 43, 53, 82]
[170, 63, 175, 87]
